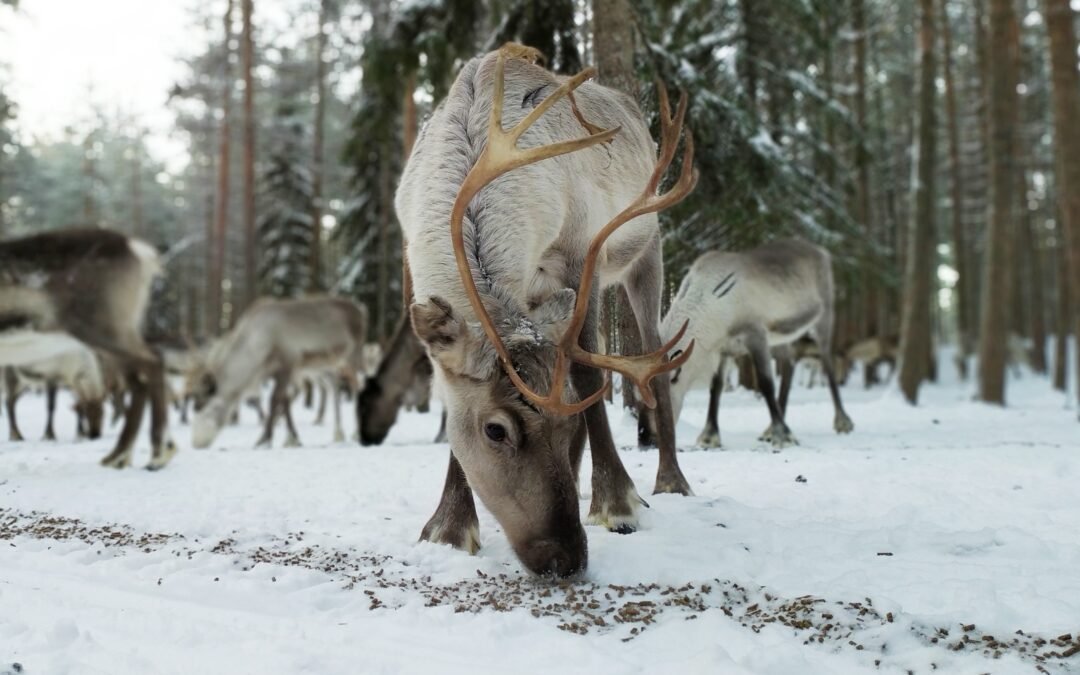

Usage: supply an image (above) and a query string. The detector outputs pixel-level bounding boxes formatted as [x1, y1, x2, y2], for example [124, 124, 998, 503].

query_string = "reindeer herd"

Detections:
[1, 44, 908, 578]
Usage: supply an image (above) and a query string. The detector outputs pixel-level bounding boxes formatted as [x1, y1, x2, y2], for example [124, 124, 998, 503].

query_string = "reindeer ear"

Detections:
[411, 297, 496, 379]
[528, 289, 577, 342]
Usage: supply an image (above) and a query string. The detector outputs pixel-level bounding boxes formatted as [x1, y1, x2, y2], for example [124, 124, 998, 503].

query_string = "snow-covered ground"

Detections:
[1, 357, 1078, 674]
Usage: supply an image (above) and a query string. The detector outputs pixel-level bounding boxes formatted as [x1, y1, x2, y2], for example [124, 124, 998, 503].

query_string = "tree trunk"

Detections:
[976, 0, 1019, 405]
[310, 0, 329, 291]
[593, 0, 642, 410]
[852, 0, 876, 342]
[241, 0, 257, 307]
[939, 0, 970, 374]
[1054, 228, 1070, 391]
[208, 0, 234, 335]
[898, 0, 938, 405]
[130, 131, 144, 238]
[1044, 0, 1080, 411]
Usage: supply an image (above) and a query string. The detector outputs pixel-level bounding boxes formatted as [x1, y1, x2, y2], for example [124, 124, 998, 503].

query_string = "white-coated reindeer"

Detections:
[399, 44, 697, 577]
[0, 228, 175, 469]
[191, 296, 367, 449]
[4, 344, 106, 441]
[660, 238, 854, 449]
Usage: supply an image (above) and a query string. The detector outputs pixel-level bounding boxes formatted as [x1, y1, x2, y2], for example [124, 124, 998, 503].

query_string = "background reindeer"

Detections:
[399, 45, 696, 577]
[660, 238, 854, 448]
[356, 314, 442, 446]
[191, 296, 367, 448]
[0, 228, 174, 469]
[3, 345, 106, 442]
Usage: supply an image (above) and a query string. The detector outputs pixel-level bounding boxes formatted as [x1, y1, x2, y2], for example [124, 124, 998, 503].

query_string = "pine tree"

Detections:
[258, 96, 314, 299]
[976, 0, 1020, 404]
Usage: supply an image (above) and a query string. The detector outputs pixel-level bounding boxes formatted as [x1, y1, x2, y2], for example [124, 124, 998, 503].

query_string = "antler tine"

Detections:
[557, 81, 700, 410]
[449, 45, 619, 413]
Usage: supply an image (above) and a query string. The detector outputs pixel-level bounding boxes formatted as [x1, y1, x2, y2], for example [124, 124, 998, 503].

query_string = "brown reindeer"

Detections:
[398, 45, 697, 577]
[0, 228, 175, 469]
[356, 314, 442, 446]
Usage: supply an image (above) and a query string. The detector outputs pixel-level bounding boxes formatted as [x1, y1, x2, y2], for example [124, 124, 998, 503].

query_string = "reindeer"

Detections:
[0, 228, 175, 469]
[191, 296, 367, 449]
[398, 44, 697, 577]
[3, 345, 106, 441]
[357, 314, 442, 446]
[658, 239, 854, 449]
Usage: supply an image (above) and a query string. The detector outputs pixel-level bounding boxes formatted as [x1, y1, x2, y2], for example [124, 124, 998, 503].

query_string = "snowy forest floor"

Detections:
[1, 354, 1078, 674]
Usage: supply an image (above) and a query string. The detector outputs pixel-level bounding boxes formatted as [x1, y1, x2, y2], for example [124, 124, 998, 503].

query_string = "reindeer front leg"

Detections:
[571, 288, 646, 532]
[101, 370, 147, 469]
[696, 360, 724, 448]
[4, 368, 24, 442]
[743, 328, 797, 447]
[43, 381, 58, 441]
[420, 451, 480, 554]
[256, 372, 287, 448]
[145, 354, 177, 471]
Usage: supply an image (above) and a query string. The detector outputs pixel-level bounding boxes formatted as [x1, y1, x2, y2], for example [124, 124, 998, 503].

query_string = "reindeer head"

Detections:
[409, 45, 698, 578]
[412, 290, 589, 577]
[77, 398, 105, 439]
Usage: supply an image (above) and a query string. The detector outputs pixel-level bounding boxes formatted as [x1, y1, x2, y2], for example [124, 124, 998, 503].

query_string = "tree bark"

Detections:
[208, 0, 234, 335]
[852, 0, 875, 341]
[939, 0, 970, 373]
[1053, 227, 1070, 391]
[310, 0, 329, 291]
[976, 0, 1019, 405]
[241, 0, 257, 307]
[593, 0, 642, 410]
[898, 0, 938, 405]
[1043, 0, 1080, 411]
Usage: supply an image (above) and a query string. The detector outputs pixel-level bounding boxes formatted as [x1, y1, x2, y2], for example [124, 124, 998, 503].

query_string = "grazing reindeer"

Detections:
[659, 239, 854, 449]
[4, 345, 106, 441]
[399, 44, 696, 577]
[844, 334, 898, 388]
[0, 228, 175, 469]
[191, 296, 367, 448]
[356, 315, 440, 446]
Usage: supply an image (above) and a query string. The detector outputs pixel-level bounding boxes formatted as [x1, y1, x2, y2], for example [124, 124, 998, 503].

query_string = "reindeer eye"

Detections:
[484, 422, 508, 443]
[671, 368, 682, 385]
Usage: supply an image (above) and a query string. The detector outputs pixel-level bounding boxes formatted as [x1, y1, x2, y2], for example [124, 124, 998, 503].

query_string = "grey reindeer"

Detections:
[659, 239, 855, 448]
[398, 44, 697, 577]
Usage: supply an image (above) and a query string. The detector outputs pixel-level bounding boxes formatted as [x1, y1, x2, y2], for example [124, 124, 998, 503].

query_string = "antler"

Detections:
[449, 46, 619, 416]
[449, 45, 698, 415]
[558, 81, 699, 409]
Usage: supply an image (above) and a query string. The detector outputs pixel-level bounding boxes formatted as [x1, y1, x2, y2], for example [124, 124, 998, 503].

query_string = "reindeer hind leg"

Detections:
[809, 312, 854, 434]
[623, 243, 692, 496]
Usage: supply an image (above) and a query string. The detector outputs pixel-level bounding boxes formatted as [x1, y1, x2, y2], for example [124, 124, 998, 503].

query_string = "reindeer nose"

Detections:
[521, 526, 588, 579]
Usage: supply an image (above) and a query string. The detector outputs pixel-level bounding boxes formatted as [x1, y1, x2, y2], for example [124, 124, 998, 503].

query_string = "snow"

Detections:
[2, 356, 1078, 674]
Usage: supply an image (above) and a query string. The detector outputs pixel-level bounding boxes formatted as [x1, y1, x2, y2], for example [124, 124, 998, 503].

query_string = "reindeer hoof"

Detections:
[695, 429, 722, 448]
[420, 517, 481, 554]
[146, 441, 178, 471]
[760, 423, 798, 448]
[587, 484, 644, 532]
[43, 431, 57, 442]
[834, 414, 854, 434]
[284, 435, 301, 449]
[653, 465, 694, 496]
[9, 433, 23, 442]
[100, 453, 133, 469]
[333, 431, 346, 444]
